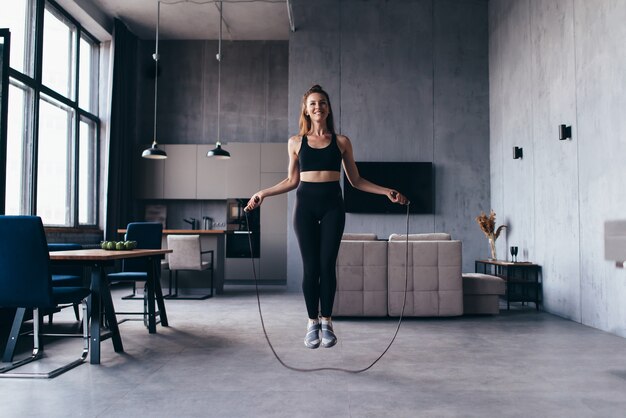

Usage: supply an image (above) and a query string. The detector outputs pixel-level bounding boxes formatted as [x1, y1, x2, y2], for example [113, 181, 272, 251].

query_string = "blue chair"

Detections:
[48, 243, 85, 322]
[107, 222, 168, 330]
[0, 216, 90, 379]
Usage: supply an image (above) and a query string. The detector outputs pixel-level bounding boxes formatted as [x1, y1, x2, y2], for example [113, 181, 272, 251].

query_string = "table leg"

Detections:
[153, 258, 169, 327]
[146, 259, 157, 334]
[90, 265, 124, 364]
[216, 234, 225, 294]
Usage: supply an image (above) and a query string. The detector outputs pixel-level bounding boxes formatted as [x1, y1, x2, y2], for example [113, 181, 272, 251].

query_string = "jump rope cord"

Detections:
[244, 202, 410, 373]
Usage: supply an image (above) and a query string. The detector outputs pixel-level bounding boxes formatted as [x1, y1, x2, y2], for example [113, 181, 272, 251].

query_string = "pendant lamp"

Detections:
[207, 1, 231, 159]
[142, 1, 167, 159]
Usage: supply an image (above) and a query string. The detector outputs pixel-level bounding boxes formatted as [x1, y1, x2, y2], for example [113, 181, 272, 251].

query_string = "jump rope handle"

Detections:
[390, 190, 410, 205]
[244, 196, 261, 212]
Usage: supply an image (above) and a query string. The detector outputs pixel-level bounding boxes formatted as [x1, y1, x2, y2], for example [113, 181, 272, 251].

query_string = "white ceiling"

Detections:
[83, 0, 292, 40]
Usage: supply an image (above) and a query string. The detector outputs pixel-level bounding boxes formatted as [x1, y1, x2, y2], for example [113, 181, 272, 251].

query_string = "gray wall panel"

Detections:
[530, 0, 580, 321]
[340, 0, 435, 242]
[287, 0, 342, 291]
[340, 0, 433, 161]
[489, 0, 626, 337]
[136, 40, 288, 146]
[288, 0, 490, 289]
[488, 1, 506, 260]
[575, 0, 626, 335]
[433, 0, 490, 265]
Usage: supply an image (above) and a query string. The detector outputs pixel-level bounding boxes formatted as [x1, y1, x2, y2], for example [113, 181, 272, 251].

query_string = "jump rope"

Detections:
[243, 194, 411, 373]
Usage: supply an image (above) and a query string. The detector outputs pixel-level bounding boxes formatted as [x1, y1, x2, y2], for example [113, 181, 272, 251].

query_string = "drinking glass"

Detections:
[510, 246, 519, 262]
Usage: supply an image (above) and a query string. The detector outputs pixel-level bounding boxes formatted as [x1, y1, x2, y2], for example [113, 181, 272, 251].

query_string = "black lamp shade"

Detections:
[142, 143, 167, 159]
[207, 143, 231, 159]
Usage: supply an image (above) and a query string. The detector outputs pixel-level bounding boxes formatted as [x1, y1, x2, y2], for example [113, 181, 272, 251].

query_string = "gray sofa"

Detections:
[333, 234, 388, 316]
[387, 233, 463, 317]
[334, 233, 463, 317]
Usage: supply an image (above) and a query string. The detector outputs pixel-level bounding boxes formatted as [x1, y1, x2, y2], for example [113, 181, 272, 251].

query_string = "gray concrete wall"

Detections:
[288, 0, 490, 290]
[135, 40, 288, 145]
[489, 0, 626, 337]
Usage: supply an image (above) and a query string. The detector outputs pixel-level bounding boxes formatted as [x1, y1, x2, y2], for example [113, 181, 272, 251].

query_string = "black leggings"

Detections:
[294, 181, 345, 319]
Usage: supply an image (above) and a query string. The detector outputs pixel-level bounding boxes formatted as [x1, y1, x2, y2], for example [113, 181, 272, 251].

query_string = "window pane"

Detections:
[42, 6, 76, 98]
[79, 36, 97, 112]
[37, 95, 73, 225]
[5, 83, 33, 215]
[0, 0, 33, 76]
[78, 118, 97, 225]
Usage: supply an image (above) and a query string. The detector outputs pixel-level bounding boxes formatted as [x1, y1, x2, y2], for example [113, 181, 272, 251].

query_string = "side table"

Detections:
[475, 260, 541, 310]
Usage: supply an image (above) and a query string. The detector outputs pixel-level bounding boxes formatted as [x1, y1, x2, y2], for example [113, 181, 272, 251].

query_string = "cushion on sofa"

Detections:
[388, 233, 451, 241]
[342, 233, 378, 241]
[334, 239, 387, 316]
[387, 240, 463, 317]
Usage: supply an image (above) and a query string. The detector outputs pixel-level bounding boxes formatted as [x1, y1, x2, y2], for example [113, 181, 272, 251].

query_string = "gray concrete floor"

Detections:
[2, 286, 626, 417]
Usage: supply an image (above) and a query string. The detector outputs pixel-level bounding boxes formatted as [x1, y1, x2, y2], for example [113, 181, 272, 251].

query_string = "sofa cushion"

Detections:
[342, 233, 378, 241]
[335, 239, 388, 316]
[387, 240, 462, 317]
[462, 273, 505, 295]
[388, 233, 451, 241]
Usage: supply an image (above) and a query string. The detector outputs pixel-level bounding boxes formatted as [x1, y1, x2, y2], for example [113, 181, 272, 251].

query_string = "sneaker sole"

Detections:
[304, 340, 320, 349]
[321, 339, 337, 348]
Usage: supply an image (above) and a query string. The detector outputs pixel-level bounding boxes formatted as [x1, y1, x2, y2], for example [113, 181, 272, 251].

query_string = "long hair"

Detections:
[298, 84, 336, 136]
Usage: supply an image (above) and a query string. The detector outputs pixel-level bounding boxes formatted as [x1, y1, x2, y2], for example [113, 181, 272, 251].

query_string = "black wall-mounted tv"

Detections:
[343, 162, 434, 214]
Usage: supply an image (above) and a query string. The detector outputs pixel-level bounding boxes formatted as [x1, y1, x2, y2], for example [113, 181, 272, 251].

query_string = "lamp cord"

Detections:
[244, 203, 411, 373]
[216, 0, 222, 145]
[152, 1, 161, 146]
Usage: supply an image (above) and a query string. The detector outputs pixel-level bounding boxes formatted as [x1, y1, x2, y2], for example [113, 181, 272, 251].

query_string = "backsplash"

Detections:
[140, 200, 228, 230]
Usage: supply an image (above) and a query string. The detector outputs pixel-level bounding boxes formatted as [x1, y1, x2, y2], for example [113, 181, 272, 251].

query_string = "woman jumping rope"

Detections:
[245, 84, 408, 349]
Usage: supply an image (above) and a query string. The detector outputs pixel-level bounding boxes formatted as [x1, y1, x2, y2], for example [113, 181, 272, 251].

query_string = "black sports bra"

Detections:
[298, 134, 342, 173]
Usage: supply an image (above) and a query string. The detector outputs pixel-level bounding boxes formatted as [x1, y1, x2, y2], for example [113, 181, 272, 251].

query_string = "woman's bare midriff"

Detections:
[300, 171, 341, 183]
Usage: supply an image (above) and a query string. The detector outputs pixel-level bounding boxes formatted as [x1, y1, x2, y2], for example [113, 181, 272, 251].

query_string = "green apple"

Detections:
[106, 241, 116, 250]
[115, 241, 125, 250]
[101, 241, 108, 250]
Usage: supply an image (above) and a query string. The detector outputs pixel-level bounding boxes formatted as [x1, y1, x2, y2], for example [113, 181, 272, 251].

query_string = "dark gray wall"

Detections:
[489, 0, 626, 337]
[136, 40, 288, 145]
[132, 1, 491, 292]
[287, 0, 490, 289]
[132, 40, 288, 229]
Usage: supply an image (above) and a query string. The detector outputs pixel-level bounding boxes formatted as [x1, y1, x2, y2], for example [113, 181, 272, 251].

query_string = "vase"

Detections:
[488, 236, 497, 260]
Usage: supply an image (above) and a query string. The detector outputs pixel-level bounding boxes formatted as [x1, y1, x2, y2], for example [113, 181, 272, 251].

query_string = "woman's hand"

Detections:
[244, 194, 263, 212]
[387, 189, 410, 205]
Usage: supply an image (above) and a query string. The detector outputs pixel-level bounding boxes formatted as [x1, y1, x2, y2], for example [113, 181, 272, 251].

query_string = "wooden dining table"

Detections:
[48, 248, 172, 364]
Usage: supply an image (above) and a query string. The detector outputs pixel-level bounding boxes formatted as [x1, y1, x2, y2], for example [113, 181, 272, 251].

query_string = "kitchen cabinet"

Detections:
[260, 142, 288, 173]
[196, 144, 228, 199]
[224, 143, 261, 197]
[134, 145, 165, 199]
[134, 144, 196, 199]
[163, 145, 197, 199]
[259, 172, 287, 281]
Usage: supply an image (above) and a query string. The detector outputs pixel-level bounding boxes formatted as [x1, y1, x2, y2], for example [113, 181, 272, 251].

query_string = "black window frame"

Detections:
[4, 0, 101, 228]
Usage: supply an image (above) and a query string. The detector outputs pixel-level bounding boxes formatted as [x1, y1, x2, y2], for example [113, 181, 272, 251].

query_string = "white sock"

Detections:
[308, 318, 319, 326]
[320, 317, 331, 326]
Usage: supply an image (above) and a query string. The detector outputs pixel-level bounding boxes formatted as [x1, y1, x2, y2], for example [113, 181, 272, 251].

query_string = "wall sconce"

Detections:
[559, 124, 572, 140]
[513, 146, 523, 159]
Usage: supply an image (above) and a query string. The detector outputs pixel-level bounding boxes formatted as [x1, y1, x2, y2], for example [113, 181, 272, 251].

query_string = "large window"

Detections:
[1, 0, 100, 227]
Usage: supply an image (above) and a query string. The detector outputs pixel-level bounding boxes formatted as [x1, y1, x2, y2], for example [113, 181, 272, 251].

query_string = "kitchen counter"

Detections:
[118, 229, 225, 235]
[117, 229, 226, 294]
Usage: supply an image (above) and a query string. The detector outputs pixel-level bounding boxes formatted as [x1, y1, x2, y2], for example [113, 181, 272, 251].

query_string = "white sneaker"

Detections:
[321, 321, 337, 348]
[304, 321, 321, 349]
